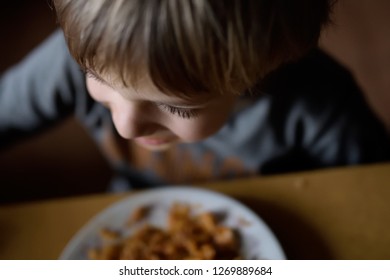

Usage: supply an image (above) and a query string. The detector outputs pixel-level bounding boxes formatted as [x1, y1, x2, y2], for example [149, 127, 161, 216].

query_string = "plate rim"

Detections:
[60, 185, 286, 260]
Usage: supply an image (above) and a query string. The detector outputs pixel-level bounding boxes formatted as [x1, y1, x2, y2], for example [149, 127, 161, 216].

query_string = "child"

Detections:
[1, 0, 389, 191]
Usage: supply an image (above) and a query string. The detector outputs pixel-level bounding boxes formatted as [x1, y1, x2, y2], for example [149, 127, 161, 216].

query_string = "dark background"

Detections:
[1, 0, 389, 204]
[0, 1, 111, 204]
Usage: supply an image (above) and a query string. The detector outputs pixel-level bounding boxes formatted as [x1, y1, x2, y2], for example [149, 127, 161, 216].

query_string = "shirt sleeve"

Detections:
[0, 30, 87, 148]
[259, 49, 390, 174]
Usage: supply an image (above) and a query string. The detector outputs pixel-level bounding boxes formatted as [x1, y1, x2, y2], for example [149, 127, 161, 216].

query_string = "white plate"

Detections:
[60, 186, 286, 260]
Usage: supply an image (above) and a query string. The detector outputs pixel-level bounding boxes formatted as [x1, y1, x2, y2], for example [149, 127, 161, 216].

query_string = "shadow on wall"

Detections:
[320, 0, 390, 131]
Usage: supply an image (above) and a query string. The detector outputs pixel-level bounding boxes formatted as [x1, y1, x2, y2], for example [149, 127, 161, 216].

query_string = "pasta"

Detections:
[88, 203, 241, 260]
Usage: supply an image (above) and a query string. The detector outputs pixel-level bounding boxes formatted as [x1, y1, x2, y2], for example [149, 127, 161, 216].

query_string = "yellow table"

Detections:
[1, 163, 389, 259]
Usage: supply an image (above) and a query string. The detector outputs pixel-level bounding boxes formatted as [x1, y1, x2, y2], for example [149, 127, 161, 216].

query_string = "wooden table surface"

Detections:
[1, 163, 389, 260]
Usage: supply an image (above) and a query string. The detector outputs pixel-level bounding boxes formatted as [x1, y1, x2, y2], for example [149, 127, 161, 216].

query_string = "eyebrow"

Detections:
[161, 97, 214, 108]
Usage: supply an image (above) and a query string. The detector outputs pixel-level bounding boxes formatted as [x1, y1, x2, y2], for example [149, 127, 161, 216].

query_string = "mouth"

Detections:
[133, 137, 176, 151]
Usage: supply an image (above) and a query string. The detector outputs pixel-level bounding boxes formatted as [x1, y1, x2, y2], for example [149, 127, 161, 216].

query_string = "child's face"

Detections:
[86, 73, 237, 150]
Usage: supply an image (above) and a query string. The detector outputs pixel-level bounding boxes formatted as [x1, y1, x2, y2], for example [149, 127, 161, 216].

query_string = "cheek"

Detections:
[168, 97, 237, 141]
[168, 109, 233, 141]
[168, 121, 213, 141]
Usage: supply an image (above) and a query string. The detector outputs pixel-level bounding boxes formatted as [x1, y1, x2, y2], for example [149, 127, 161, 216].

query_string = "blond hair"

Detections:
[53, 0, 335, 97]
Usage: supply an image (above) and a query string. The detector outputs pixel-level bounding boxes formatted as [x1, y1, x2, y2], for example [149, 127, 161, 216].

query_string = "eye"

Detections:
[85, 70, 107, 84]
[156, 103, 198, 119]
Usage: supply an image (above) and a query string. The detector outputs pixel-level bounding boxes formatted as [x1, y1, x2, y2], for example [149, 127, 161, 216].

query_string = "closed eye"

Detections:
[85, 69, 110, 86]
[156, 103, 198, 119]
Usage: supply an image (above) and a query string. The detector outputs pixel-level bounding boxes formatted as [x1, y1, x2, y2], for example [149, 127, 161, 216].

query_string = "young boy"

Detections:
[1, 0, 389, 191]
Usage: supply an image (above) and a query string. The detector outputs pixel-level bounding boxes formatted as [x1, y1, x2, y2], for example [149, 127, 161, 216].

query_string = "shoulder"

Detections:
[260, 49, 362, 107]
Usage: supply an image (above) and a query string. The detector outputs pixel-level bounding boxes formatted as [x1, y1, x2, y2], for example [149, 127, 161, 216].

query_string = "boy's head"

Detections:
[54, 0, 334, 96]
[53, 0, 335, 150]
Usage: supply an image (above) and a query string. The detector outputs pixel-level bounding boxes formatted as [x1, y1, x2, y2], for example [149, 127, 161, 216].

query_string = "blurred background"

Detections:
[0, 1, 111, 204]
[0, 0, 389, 204]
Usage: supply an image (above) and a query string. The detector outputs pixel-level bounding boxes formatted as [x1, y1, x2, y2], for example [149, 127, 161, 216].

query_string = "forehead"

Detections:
[132, 81, 216, 106]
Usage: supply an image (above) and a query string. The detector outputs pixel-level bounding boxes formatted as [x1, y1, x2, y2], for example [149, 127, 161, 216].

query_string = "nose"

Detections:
[111, 101, 160, 139]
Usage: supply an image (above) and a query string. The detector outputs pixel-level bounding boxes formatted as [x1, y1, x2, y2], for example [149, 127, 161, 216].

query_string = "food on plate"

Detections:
[87, 203, 241, 260]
